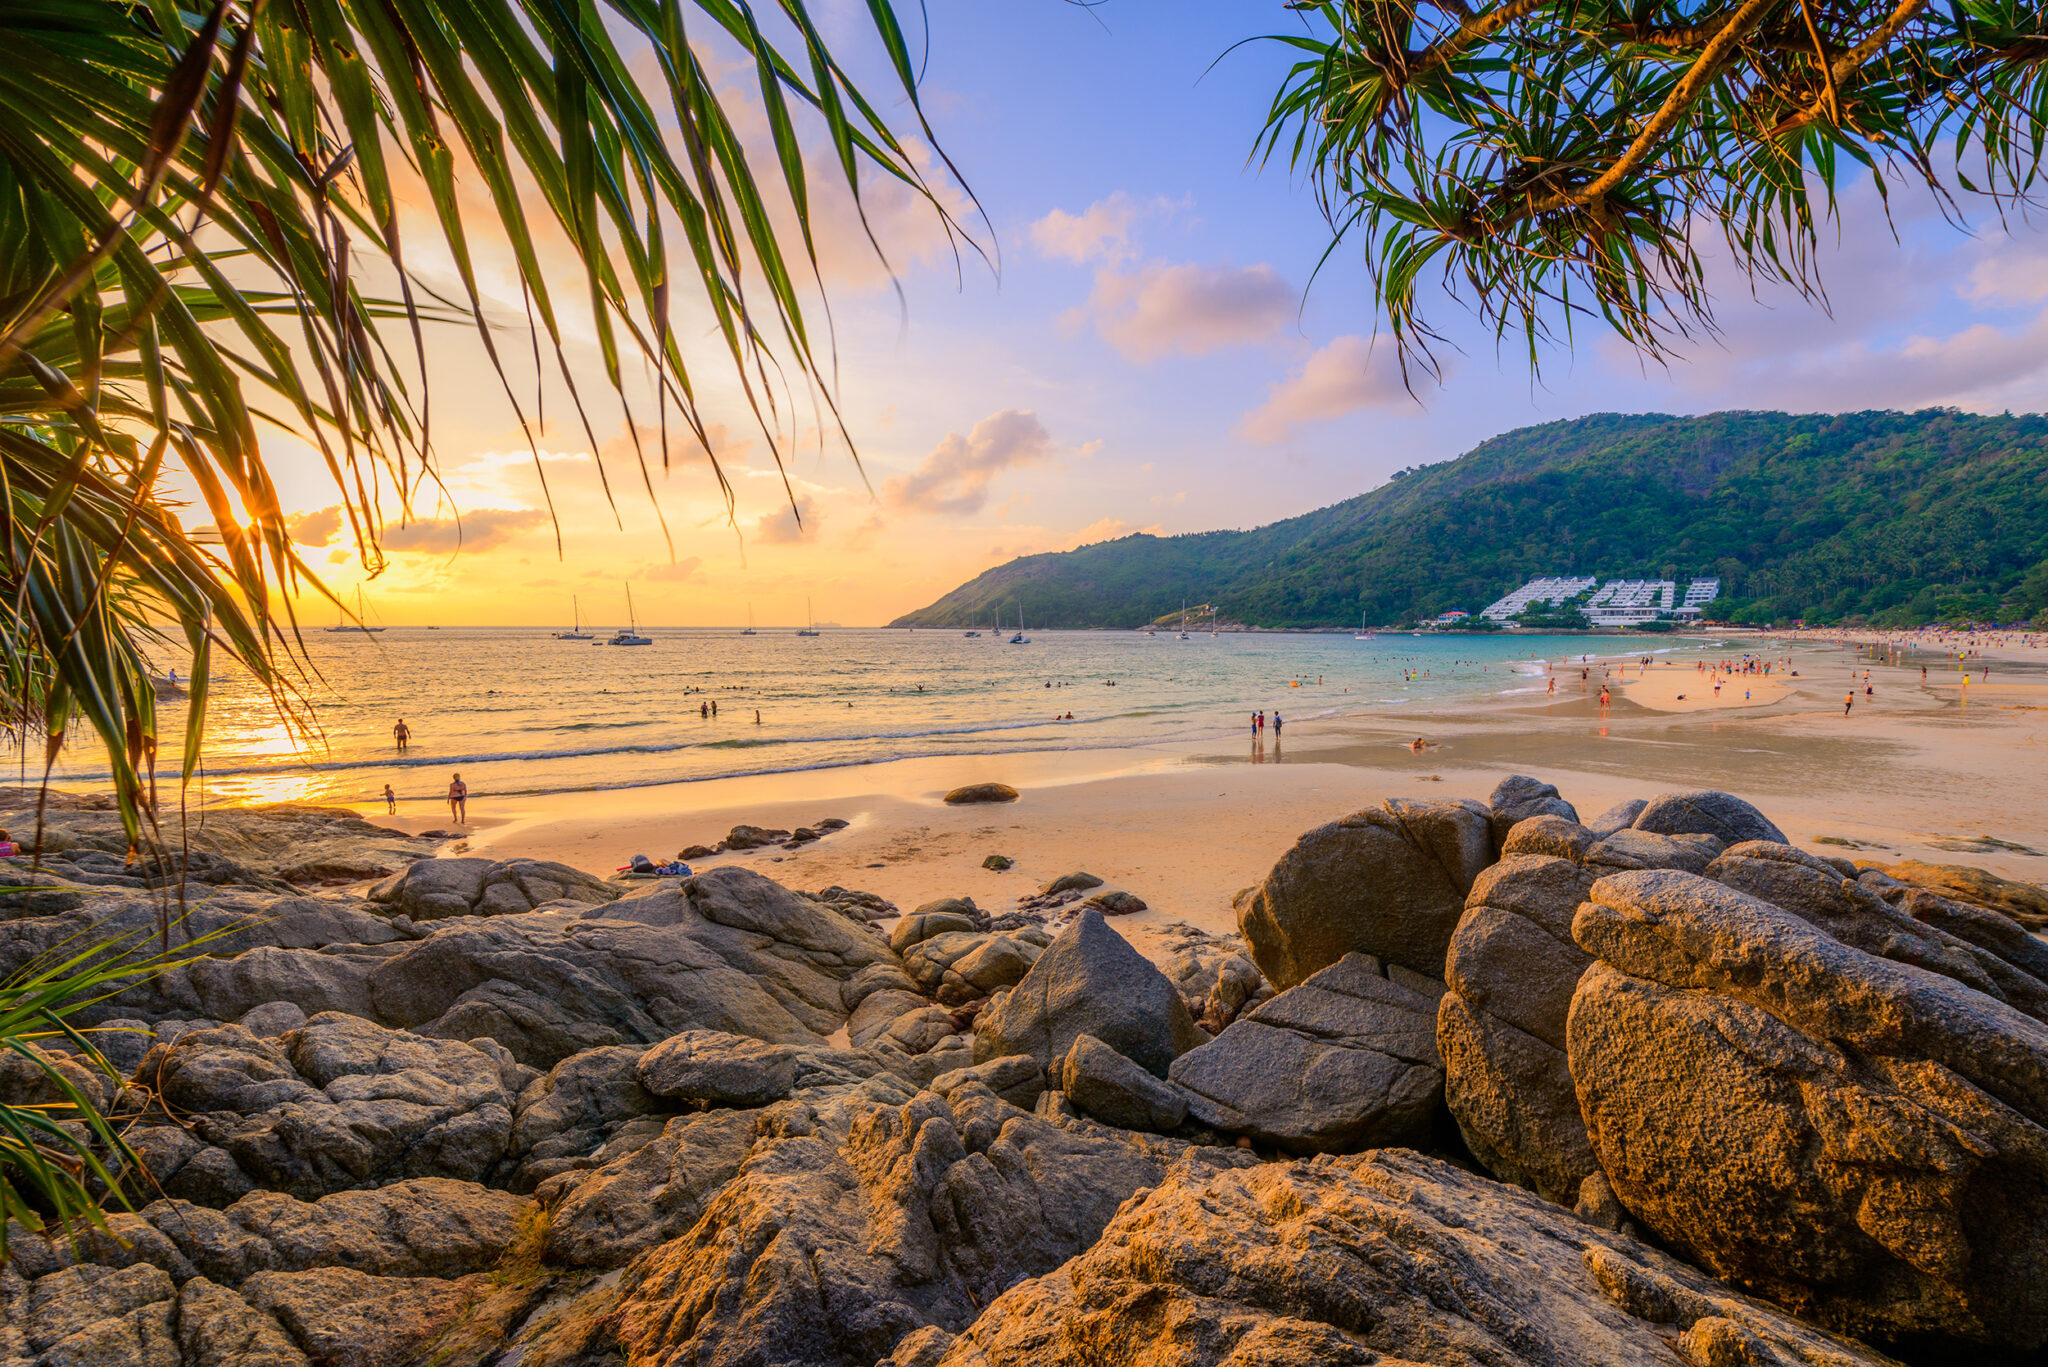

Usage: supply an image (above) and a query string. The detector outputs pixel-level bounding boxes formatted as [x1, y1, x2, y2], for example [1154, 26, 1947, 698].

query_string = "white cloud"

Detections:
[287, 505, 344, 546]
[1236, 336, 1416, 444]
[884, 410, 1060, 515]
[378, 507, 550, 554]
[1081, 261, 1292, 362]
[645, 556, 704, 582]
[753, 492, 822, 544]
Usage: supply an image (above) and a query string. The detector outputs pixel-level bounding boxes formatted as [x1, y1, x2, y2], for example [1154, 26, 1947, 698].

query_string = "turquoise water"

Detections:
[34, 629, 1731, 805]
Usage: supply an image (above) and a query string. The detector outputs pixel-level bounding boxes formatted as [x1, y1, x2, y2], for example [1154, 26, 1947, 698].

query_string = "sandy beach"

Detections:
[357, 633, 2048, 942]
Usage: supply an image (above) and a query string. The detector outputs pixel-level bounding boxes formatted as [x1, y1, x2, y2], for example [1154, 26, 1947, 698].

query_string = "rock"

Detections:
[895, 1147, 1900, 1367]
[974, 910, 1205, 1077]
[809, 885, 899, 923]
[891, 904, 980, 954]
[1056, 1034, 1186, 1132]
[368, 855, 620, 920]
[1237, 797, 1492, 989]
[931, 1055, 1047, 1111]
[1869, 857, 2048, 928]
[1568, 867, 2048, 1351]
[1630, 789, 1787, 845]
[129, 1015, 516, 1205]
[981, 854, 1013, 871]
[1586, 797, 1648, 837]
[1169, 953, 1441, 1153]
[943, 782, 1018, 805]
[236, 1001, 308, 1037]
[679, 843, 716, 860]
[1437, 852, 1602, 1203]
[903, 930, 1042, 1005]
[505, 1045, 664, 1189]
[815, 817, 850, 831]
[1084, 890, 1146, 915]
[1486, 774, 1578, 846]
[725, 823, 793, 849]
[605, 1081, 1189, 1367]
[1040, 871, 1103, 896]
[538, 1107, 762, 1268]
[637, 1029, 798, 1106]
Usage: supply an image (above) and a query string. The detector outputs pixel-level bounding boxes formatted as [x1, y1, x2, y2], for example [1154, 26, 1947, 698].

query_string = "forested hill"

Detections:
[890, 410, 2048, 629]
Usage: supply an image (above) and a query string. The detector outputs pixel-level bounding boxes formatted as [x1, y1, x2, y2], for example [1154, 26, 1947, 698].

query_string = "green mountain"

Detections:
[891, 410, 2048, 629]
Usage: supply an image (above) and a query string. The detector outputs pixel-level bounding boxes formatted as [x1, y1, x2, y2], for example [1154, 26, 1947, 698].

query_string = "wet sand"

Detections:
[364, 635, 2048, 941]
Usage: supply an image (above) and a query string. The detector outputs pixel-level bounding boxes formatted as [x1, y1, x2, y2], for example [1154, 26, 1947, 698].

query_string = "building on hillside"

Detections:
[1431, 610, 1470, 625]
[1478, 575, 1598, 622]
[1479, 574, 1722, 626]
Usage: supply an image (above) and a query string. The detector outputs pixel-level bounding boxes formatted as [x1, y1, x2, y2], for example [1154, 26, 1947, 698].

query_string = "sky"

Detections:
[259, 0, 2048, 629]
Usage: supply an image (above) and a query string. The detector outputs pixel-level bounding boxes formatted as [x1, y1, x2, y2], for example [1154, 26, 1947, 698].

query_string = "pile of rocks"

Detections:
[7, 775, 2047, 1367]
[678, 815, 849, 859]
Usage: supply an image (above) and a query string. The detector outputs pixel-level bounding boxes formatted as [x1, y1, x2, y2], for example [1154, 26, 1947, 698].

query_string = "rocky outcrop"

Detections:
[601, 1081, 1223, 1367]
[1237, 797, 1492, 988]
[902, 928, 1047, 1005]
[128, 1015, 521, 1205]
[973, 910, 1205, 1077]
[1145, 922, 1271, 1033]
[1868, 857, 2048, 928]
[1169, 952, 1442, 1152]
[887, 1147, 1899, 1367]
[368, 856, 620, 919]
[1568, 867, 2048, 1351]
[637, 1029, 798, 1106]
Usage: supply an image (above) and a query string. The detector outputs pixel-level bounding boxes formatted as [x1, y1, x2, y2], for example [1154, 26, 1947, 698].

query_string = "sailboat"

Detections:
[326, 586, 387, 634]
[1178, 600, 1190, 640]
[555, 596, 593, 640]
[1355, 609, 1375, 641]
[607, 584, 652, 645]
[796, 598, 820, 636]
[740, 604, 757, 636]
[1008, 604, 1029, 644]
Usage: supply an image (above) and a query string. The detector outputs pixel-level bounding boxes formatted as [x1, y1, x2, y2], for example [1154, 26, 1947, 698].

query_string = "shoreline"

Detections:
[346, 633, 2047, 944]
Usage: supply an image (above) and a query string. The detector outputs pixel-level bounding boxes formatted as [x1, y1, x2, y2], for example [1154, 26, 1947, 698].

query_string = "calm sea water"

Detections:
[30, 628, 1734, 806]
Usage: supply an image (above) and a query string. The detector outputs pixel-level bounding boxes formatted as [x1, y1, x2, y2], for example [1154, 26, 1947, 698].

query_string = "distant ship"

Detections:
[326, 587, 386, 634]
[607, 584, 652, 646]
[555, 596, 593, 640]
[741, 603, 757, 636]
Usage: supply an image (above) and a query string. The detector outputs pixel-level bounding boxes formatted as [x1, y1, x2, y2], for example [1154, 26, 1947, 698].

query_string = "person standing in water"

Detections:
[754, 709, 762, 725]
[393, 718, 411, 752]
[382, 784, 396, 815]
[447, 773, 468, 823]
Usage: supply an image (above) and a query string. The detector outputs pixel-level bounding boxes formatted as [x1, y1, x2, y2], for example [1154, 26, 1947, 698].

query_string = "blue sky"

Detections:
[271, 1, 2048, 627]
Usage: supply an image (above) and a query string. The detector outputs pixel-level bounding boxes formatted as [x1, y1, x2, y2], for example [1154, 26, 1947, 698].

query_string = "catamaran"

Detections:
[326, 586, 386, 634]
[796, 598, 820, 636]
[608, 584, 652, 646]
[555, 596, 593, 640]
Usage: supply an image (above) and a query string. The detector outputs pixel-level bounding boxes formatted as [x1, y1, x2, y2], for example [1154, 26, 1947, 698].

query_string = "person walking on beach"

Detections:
[1844, 693, 1854, 717]
[393, 718, 410, 752]
[447, 773, 468, 823]
[1273, 712, 1283, 736]
[1250, 712, 1259, 736]
[754, 709, 762, 725]
[382, 784, 396, 815]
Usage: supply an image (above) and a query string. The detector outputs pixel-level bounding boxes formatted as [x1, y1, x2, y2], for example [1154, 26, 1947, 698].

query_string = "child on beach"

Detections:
[382, 784, 396, 815]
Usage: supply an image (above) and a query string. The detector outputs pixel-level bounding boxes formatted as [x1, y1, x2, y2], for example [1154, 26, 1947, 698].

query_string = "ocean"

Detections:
[28, 628, 1737, 806]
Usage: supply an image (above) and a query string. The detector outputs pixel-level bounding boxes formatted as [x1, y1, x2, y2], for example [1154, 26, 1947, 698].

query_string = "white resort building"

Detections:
[1476, 575, 1722, 626]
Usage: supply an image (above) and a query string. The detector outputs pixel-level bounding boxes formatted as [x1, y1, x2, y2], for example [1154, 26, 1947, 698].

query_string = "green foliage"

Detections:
[892, 410, 2048, 630]
[1256, 0, 2048, 375]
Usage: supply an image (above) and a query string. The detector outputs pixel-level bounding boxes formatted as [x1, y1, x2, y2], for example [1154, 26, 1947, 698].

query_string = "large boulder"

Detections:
[368, 855, 621, 919]
[1486, 773, 1578, 846]
[1631, 789, 1786, 845]
[636, 1029, 798, 1107]
[888, 1147, 1900, 1367]
[1437, 852, 1601, 1202]
[1868, 857, 2048, 929]
[902, 929, 1045, 1004]
[973, 910, 1205, 1077]
[1169, 952, 1442, 1153]
[1237, 798, 1492, 989]
[1568, 867, 2048, 1352]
